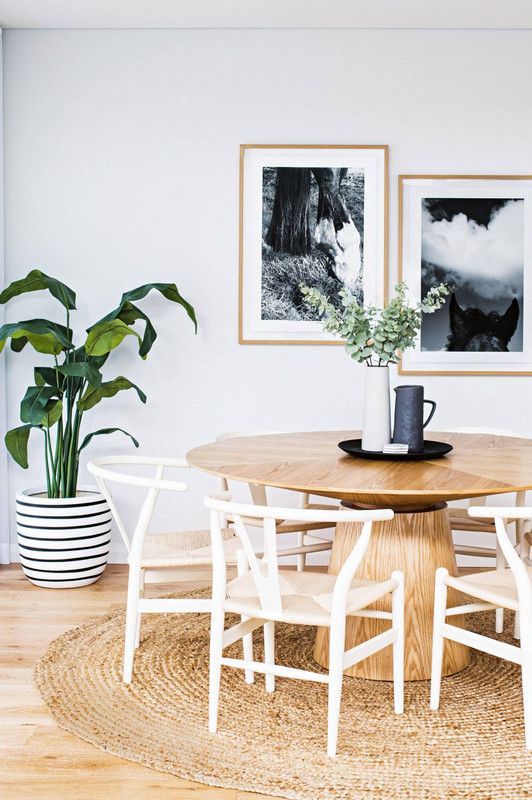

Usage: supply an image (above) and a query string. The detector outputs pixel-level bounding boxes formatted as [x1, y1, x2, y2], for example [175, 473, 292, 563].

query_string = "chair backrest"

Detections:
[215, 430, 287, 505]
[87, 456, 189, 554]
[469, 506, 532, 611]
[205, 494, 393, 617]
[446, 427, 527, 508]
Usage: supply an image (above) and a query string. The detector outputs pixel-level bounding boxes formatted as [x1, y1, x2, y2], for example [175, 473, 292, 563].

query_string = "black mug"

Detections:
[392, 385, 436, 453]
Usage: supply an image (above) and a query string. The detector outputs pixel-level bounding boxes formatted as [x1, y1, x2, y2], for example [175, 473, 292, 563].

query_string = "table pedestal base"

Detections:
[313, 503, 471, 681]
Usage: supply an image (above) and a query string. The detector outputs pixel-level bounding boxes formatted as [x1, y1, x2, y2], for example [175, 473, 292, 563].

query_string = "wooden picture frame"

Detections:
[239, 144, 388, 345]
[398, 174, 532, 376]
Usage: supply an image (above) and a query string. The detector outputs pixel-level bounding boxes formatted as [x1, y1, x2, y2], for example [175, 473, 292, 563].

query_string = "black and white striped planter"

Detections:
[16, 486, 112, 588]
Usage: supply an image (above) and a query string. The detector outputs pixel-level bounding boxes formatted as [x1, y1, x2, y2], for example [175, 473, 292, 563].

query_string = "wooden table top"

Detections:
[186, 430, 532, 507]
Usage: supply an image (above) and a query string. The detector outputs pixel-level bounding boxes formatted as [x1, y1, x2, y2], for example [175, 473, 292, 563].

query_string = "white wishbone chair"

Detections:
[445, 427, 527, 634]
[205, 495, 405, 757]
[430, 507, 532, 750]
[87, 456, 247, 684]
[216, 430, 337, 571]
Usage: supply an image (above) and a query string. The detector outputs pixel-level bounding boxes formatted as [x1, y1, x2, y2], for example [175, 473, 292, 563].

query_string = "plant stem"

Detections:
[66, 408, 82, 496]
[44, 431, 52, 497]
[44, 425, 57, 497]
[64, 378, 85, 497]
[54, 418, 63, 496]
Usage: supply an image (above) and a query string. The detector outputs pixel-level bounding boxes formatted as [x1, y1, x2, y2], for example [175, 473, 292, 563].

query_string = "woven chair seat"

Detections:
[445, 566, 532, 612]
[139, 529, 241, 568]
[224, 568, 398, 626]
[448, 507, 496, 533]
[228, 503, 338, 535]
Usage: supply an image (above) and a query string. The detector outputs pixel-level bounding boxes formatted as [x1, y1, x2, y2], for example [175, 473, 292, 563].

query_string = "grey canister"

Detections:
[392, 385, 436, 453]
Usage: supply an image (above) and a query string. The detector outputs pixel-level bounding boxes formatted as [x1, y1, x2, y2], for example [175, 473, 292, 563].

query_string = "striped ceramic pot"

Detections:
[16, 486, 112, 588]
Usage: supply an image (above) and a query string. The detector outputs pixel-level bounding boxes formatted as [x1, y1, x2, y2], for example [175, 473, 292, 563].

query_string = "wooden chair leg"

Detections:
[391, 571, 405, 714]
[296, 531, 306, 572]
[521, 624, 532, 751]
[135, 569, 145, 649]
[495, 541, 505, 633]
[237, 549, 254, 684]
[430, 568, 448, 710]
[208, 607, 225, 734]
[327, 617, 346, 758]
[123, 564, 142, 684]
[264, 620, 275, 693]
[514, 611, 521, 640]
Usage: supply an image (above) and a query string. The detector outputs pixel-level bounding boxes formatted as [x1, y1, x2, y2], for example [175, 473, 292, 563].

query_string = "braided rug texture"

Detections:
[35, 590, 531, 800]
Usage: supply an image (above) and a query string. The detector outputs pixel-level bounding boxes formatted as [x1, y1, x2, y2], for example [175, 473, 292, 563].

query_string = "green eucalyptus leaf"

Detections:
[0, 269, 76, 310]
[77, 376, 146, 412]
[78, 427, 139, 453]
[5, 425, 34, 468]
[84, 319, 141, 357]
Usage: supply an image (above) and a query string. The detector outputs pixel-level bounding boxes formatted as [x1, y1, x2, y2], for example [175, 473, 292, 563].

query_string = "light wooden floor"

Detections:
[1, 561, 482, 800]
[0, 564, 274, 800]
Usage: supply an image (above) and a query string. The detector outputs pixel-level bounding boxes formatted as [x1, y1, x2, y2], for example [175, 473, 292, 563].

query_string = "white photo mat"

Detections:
[399, 176, 532, 375]
[239, 145, 388, 344]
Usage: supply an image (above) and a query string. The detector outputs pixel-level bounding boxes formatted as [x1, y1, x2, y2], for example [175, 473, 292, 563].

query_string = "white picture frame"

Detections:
[399, 174, 532, 376]
[239, 145, 388, 344]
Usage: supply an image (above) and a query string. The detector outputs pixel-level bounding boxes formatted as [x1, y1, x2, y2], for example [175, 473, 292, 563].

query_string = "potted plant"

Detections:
[300, 281, 448, 451]
[0, 270, 196, 587]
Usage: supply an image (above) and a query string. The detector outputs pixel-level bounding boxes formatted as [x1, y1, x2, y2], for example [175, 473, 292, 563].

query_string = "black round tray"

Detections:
[338, 439, 453, 461]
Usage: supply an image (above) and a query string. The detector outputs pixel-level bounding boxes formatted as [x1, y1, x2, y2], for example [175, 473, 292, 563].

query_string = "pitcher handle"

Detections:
[423, 399, 436, 428]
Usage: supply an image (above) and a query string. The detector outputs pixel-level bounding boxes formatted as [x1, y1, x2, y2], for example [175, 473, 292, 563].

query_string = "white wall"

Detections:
[0, 29, 9, 565]
[3, 28, 532, 561]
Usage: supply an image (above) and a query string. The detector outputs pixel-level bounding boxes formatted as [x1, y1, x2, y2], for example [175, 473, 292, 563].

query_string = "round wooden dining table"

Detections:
[186, 430, 532, 682]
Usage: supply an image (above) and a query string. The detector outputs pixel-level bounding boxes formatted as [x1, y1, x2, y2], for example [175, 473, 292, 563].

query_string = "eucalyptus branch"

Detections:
[301, 281, 449, 366]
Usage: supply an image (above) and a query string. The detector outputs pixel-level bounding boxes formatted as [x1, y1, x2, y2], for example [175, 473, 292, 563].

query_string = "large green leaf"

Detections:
[57, 362, 102, 387]
[0, 269, 76, 310]
[20, 385, 59, 425]
[78, 427, 139, 453]
[72, 345, 109, 370]
[90, 301, 157, 358]
[41, 399, 63, 428]
[84, 319, 141, 357]
[0, 319, 73, 355]
[11, 337, 28, 353]
[5, 425, 34, 468]
[34, 366, 63, 389]
[89, 283, 197, 357]
[120, 283, 197, 332]
[77, 376, 146, 412]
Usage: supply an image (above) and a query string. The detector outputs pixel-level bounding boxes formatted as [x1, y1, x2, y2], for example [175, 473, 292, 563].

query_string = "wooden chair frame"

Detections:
[430, 506, 532, 750]
[446, 427, 527, 635]
[205, 495, 404, 757]
[88, 456, 214, 683]
[216, 430, 335, 571]
[87, 456, 327, 685]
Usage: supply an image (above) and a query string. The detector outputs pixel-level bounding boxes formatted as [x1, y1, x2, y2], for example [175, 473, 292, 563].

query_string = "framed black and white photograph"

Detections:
[239, 145, 388, 344]
[399, 175, 532, 375]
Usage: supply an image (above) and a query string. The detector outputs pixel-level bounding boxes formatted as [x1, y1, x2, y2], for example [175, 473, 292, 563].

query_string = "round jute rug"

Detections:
[35, 590, 531, 800]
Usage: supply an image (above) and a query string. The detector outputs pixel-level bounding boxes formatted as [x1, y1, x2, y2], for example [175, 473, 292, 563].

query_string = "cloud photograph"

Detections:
[420, 197, 524, 352]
